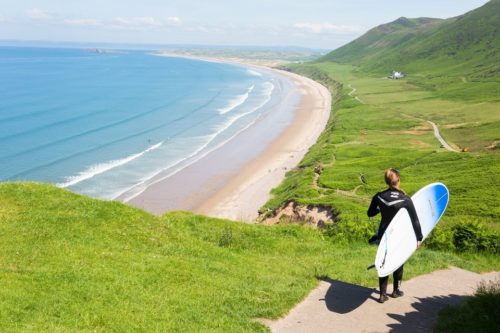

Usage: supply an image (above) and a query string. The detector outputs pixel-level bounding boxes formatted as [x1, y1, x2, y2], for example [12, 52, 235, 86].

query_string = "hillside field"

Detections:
[264, 61, 499, 253]
[0, 182, 497, 332]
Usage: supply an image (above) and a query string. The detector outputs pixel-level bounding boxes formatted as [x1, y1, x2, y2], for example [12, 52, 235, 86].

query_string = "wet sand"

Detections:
[128, 60, 331, 221]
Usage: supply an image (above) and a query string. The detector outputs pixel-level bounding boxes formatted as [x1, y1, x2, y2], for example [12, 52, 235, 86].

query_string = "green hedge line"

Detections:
[322, 216, 499, 254]
[427, 221, 500, 254]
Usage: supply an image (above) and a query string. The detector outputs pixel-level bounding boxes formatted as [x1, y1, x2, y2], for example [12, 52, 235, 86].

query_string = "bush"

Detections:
[323, 214, 377, 242]
[425, 226, 454, 251]
[218, 225, 233, 247]
[452, 221, 500, 254]
[426, 222, 499, 254]
[453, 221, 484, 252]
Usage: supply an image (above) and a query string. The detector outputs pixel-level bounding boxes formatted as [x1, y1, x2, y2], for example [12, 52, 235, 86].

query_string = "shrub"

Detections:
[452, 221, 500, 254]
[425, 221, 500, 254]
[425, 226, 454, 251]
[452, 221, 484, 252]
[323, 214, 377, 242]
[218, 225, 233, 247]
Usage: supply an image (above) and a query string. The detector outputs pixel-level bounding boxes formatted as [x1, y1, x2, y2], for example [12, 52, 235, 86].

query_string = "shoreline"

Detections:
[128, 55, 331, 221]
[195, 67, 331, 221]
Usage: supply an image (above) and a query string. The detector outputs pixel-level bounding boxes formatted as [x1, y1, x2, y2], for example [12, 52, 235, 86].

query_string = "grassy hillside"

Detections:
[319, 17, 445, 65]
[262, 60, 499, 253]
[319, 0, 500, 102]
[321, 0, 500, 76]
[0, 3, 498, 331]
[264, 2, 499, 244]
[0, 182, 497, 332]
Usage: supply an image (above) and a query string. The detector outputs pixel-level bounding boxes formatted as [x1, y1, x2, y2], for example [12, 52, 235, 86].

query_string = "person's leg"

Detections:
[391, 265, 404, 297]
[378, 276, 389, 303]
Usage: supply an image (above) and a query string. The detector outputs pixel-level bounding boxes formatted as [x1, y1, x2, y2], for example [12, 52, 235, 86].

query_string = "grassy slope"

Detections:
[321, 1, 500, 77]
[262, 61, 499, 240]
[319, 17, 446, 65]
[263, 2, 499, 236]
[1, 4, 498, 331]
[0, 182, 496, 332]
[320, 0, 500, 104]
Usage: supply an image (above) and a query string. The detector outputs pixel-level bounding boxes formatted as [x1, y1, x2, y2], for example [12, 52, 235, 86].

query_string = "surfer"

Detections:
[367, 168, 423, 303]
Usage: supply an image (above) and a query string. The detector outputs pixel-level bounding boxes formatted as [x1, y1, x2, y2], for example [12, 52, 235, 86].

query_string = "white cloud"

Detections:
[166, 16, 181, 25]
[293, 22, 363, 34]
[20, 9, 182, 32]
[194, 25, 210, 33]
[26, 8, 53, 21]
[133, 17, 162, 27]
[112, 16, 158, 27]
[63, 18, 102, 27]
[107, 16, 182, 29]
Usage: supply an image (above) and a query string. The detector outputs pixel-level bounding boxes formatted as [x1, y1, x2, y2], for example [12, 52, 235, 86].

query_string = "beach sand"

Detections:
[128, 60, 331, 222]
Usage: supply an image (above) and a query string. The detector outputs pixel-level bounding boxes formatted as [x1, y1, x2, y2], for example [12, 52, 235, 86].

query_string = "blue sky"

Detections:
[0, 0, 490, 49]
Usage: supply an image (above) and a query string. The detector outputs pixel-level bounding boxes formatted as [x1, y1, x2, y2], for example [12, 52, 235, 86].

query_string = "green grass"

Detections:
[1, 8, 499, 327]
[0, 182, 497, 332]
[320, 1, 500, 85]
[262, 61, 499, 251]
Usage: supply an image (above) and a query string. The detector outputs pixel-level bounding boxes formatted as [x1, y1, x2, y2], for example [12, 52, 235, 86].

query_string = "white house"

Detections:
[390, 71, 405, 79]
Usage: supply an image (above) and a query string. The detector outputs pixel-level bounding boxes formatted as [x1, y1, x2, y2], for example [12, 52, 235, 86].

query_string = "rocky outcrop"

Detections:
[259, 201, 338, 228]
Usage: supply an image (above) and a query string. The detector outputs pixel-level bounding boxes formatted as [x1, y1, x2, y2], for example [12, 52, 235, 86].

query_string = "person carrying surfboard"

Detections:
[367, 168, 423, 303]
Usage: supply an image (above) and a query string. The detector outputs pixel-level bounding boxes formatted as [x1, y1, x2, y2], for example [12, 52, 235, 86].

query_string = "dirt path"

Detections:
[400, 113, 460, 152]
[427, 121, 461, 152]
[348, 84, 364, 104]
[265, 267, 498, 333]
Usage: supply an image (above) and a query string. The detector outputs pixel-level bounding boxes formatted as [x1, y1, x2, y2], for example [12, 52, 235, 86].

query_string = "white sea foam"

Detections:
[119, 82, 276, 202]
[215, 82, 274, 134]
[218, 85, 254, 114]
[116, 134, 217, 201]
[57, 141, 163, 188]
[120, 116, 263, 203]
[66, 82, 275, 195]
[261, 82, 275, 99]
[247, 69, 263, 77]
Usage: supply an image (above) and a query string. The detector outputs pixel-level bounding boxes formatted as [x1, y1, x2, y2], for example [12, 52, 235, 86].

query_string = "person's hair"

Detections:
[384, 168, 401, 190]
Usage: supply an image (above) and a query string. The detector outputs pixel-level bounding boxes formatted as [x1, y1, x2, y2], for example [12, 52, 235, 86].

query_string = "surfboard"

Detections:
[374, 182, 449, 277]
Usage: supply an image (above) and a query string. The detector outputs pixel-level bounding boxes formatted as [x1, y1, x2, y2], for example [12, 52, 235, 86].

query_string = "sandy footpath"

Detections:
[128, 57, 331, 221]
[196, 69, 331, 221]
[265, 267, 499, 333]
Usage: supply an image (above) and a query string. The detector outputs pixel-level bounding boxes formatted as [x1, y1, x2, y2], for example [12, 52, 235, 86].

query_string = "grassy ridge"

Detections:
[1, 182, 497, 332]
[0, 182, 327, 332]
[319, 1, 500, 107]
[319, 17, 446, 66]
[320, 1, 500, 80]
[262, 61, 499, 252]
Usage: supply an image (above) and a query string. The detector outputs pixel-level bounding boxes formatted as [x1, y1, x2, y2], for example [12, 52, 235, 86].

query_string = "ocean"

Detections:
[0, 46, 288, 201]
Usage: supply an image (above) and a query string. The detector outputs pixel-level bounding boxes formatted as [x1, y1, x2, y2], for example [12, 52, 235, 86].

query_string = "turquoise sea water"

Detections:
[0, 47, 284, 200]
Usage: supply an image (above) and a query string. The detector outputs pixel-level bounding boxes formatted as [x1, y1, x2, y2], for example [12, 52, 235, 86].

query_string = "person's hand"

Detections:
[416, 241, 422, 248]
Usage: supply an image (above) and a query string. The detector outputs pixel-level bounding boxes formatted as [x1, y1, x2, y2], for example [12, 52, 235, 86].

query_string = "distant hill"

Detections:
[320, 17, 445, 65]
[319, 0, 500, 79]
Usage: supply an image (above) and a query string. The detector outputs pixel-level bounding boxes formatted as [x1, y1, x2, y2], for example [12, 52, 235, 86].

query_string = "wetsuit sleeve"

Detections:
[405, 198, 423, 241]
[367, 195, 380, 217]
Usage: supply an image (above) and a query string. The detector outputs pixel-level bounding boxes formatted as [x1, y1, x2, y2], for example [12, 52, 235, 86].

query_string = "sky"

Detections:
[0, 0, 490, 50]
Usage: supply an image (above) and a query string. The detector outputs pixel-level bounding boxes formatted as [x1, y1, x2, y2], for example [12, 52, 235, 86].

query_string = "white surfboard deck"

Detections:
[374, 182, 449, 277]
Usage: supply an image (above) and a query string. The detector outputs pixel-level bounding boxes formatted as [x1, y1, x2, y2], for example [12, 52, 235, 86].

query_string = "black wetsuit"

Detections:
[367, 188, 423, 295]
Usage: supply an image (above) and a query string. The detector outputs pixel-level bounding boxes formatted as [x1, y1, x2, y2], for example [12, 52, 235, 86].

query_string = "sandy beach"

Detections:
[128, 58, 331, 221]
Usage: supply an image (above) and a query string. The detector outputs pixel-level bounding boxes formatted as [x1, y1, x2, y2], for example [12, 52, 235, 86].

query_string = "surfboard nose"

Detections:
[433, 183, 449, 218]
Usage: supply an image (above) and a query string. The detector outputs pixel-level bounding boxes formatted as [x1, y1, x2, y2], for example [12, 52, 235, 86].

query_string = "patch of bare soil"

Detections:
[259, 201, 338, 228]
